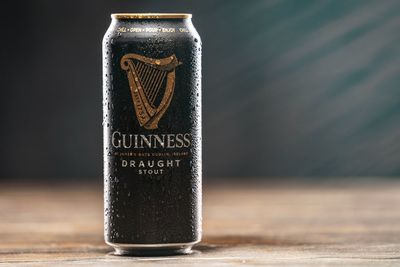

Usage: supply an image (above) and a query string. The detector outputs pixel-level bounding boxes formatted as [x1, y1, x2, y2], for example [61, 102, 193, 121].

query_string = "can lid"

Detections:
[111, 13, 192, 19]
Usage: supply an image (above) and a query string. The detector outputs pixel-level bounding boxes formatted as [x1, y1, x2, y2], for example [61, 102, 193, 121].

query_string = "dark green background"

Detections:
[1, 0, 400, 180]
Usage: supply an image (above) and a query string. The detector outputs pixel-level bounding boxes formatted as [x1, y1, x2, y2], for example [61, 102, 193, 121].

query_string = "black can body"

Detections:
[102, 14, 201, 255]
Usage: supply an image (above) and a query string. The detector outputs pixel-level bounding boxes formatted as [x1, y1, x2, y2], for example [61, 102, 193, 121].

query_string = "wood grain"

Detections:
[1, 181, 400, 266]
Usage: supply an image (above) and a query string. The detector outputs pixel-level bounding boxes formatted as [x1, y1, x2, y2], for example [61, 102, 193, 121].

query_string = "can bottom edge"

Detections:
[106, 240, 200, 256]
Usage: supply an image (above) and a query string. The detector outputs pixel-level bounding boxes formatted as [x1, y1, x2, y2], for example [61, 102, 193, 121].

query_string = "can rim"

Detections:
[111, 13, 192, 19]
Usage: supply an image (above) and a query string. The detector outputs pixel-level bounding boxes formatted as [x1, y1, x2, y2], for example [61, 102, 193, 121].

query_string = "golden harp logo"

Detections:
[120, 53, 181, 130]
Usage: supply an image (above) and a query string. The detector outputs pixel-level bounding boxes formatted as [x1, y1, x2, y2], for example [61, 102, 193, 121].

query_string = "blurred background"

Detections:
[1, 0, 400, 181]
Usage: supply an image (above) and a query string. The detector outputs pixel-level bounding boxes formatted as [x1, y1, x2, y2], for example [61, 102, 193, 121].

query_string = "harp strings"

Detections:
[149, 71, 166, 104]
[146, 69, 162, 103]
[134, 61, 167, 107]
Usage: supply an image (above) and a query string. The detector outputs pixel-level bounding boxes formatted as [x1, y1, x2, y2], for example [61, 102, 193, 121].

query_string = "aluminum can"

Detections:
[103, 13, 202, 255]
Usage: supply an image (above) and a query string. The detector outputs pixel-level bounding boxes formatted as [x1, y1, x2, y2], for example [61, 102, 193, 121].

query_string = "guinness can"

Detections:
[102, 13, 202, 255]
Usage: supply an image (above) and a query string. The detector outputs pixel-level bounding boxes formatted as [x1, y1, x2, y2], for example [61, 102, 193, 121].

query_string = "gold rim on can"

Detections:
[111, 13, 192, 19]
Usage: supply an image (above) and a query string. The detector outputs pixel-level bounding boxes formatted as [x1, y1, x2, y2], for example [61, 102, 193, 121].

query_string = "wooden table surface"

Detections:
[1, 180, 400, 266]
